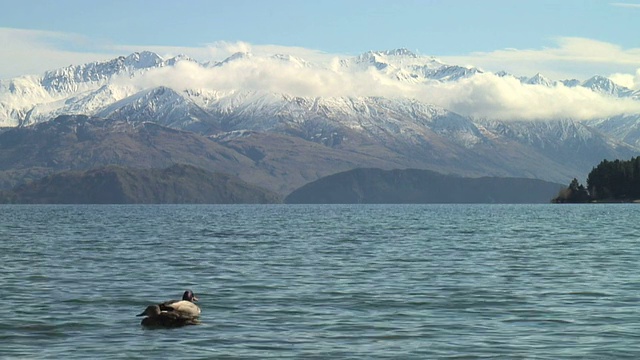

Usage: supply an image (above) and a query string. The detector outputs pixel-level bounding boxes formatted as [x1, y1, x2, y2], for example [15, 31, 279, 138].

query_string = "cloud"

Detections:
[2, 27, 638, 86]
[120, 54, 407, 99]
[424, 74, 640, 120]
[3, 28, 640, 122]
[0, 27, 340, 79]
[441, 37, 640, 82]
[611, 2, 640, 8]
[0, 27, 119, 79]
[120, 54, 640, 122]
[609, 68, 640, 89]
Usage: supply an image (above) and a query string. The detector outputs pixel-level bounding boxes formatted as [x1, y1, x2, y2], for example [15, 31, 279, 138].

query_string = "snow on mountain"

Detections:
[3, 48, 638, 129]
[0, 51, 167, 127]
[476, 118, 638, 175]
[581, 75, 635, 98]
[505, 72, 637, 100]
[97, 86, 218, 132]
[224, 95, 485, 148]
[337, 48, 480, 84]
[585, 114, 640, 148]
[208, 52, 252, 67]
[525, 73, 556, 87]
[561, 79, 581, 87]
[271, 54, 312, 68]
[429, 65, 483, 82]
[40, 51, 162, 95]
[21, 84, 139, 125]
[163, 54, 197, 67]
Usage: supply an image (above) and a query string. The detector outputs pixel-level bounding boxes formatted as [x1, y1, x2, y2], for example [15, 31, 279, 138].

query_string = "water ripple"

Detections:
[2, 204, 640, 359]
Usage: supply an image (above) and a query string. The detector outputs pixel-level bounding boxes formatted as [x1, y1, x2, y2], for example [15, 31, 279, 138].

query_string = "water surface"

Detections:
[2, 204, 640, 359]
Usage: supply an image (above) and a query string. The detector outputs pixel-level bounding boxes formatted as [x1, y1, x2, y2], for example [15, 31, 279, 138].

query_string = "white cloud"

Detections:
[423, 74, 640, 120]
[3, 28, 640, 122]
[120, 54, 409, 99]
[2, 27, 638, 85]
[120, 55, 640, 121]
[0, 27, 340, 79]
[441, 37, 640, 82]
[609, 69, 640, 89]
[611, 2, 640, 8]
[0, 27, 119, 79]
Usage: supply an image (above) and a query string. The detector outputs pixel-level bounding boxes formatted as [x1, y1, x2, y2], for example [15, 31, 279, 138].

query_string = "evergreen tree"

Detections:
[586, 156, 640, 201]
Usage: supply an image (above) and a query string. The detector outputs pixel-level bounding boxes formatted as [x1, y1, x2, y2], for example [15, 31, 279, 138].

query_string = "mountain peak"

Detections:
[217, 52, 252, 66]
[583, 75, 611, 86]
[124, 51, 164, 68]
[357, 48, 418, 61]
[378, 48, 417, 57]
[525, 73, 555, 87]
[561, 79, 581, 87]
[582, 75, 634, 97]
[164, 54, 197, 66]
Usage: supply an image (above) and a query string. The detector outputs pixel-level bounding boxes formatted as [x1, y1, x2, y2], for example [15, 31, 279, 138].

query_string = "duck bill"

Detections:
[192, 295, 199, 302]
[136, 311, 146, 316]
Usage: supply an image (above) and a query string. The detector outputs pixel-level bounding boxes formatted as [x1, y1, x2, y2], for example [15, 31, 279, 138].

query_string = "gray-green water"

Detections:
[2, 204, 640, 359]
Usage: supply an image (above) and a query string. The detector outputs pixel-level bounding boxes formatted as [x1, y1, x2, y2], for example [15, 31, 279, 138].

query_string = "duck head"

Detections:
[183, 290, 198, 302]
[137, 305, 162, 317]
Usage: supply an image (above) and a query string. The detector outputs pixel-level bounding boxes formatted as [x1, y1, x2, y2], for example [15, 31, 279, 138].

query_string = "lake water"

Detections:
[2, 204, 640, 359]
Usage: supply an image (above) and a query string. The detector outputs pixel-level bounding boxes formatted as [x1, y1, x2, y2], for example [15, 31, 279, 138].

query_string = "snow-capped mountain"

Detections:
[585, 114, 640, 148]
[1, 49, 639, 191]
[581, 75, 636, 98]
[0, 51, 190, 126]
[525, 73, 556, 87]
[502, 72, 639, 100]
[339, 48, 481, 83]
[2, 48, 637, 129]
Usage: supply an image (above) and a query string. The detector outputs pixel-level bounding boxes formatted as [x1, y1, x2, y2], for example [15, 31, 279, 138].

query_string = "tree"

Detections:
[552, 178, 591, 203]
[586, 157, 640, 201]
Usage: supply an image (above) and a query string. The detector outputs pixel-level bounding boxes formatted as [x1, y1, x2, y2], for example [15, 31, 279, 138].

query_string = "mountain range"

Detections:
[1, 49, 639, 195]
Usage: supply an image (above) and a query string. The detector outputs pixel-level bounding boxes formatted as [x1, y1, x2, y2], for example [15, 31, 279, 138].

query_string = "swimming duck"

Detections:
[137, 305, 200, 328]
[158, 290, 201, 318]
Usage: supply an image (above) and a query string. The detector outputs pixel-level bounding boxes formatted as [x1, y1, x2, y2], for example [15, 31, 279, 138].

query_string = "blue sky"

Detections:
[1, 0, 639, 85]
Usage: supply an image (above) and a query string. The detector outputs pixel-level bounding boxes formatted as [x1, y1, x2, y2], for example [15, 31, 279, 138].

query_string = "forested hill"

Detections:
[285, 168, 563, 204]
[588, 157, 640, 200]
[553, 157, 640, 203]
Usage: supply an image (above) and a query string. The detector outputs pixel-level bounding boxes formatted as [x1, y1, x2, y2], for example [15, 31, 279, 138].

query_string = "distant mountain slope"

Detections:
[0, 164, 281, 204]
[285, 168, 564, 204]
[0, 114, 252, 189]
[0, 114, 418, 194]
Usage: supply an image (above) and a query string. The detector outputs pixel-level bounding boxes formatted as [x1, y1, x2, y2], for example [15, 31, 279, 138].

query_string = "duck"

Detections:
[158, 290, 201, 318]
[137, 305, 200, 328]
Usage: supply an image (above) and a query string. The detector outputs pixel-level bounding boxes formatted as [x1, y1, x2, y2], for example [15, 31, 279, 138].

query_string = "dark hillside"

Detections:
[285, 168, 563, 204]
[0, 164, 281, 204]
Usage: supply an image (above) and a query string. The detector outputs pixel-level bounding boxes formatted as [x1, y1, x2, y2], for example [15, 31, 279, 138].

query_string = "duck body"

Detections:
[137, 305, 200, 328]
[158, 290, 201, 318]
[160, 300, 201, 317]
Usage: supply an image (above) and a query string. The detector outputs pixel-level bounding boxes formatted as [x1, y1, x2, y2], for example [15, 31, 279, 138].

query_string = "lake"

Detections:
[2, 204, 640, 359]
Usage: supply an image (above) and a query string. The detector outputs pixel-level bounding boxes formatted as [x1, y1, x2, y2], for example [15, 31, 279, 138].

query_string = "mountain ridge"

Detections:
[3, 49, 637, 128]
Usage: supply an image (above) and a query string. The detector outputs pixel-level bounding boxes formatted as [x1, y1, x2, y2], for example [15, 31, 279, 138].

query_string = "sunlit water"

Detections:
[2, 204, 640, 359]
